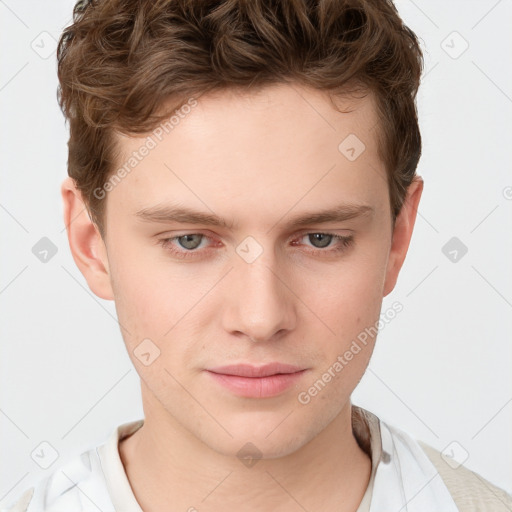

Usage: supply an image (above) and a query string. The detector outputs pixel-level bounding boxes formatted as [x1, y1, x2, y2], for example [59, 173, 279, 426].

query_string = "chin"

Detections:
[207, 433, 308, 461]
[198, 413, 316, 460]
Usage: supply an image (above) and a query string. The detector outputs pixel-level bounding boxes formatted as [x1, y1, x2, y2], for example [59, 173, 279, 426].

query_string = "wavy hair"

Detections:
[57, 0, 424, 237]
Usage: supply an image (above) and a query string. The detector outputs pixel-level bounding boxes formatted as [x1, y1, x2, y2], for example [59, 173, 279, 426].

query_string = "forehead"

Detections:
[152, 83, 381, 155]
[108, 83, 387, 229]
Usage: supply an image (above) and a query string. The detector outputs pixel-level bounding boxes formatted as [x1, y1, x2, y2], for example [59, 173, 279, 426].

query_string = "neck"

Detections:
[119, 386, 372, 512]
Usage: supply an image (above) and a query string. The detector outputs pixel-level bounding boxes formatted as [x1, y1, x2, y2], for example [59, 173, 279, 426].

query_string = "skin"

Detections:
[61, 82, 423, 512]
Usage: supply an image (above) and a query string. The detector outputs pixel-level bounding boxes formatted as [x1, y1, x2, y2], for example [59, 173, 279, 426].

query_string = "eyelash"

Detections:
[158, 232, 354, 259]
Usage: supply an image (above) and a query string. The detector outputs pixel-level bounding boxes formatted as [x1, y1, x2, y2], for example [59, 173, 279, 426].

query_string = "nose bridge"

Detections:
[223, 235, 295, 342]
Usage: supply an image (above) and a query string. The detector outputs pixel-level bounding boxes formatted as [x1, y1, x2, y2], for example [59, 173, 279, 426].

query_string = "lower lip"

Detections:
[205, 370, 307, 398]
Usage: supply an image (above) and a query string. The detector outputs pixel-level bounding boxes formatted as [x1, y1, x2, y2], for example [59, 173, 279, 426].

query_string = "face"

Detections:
[66, 83, 420, 459]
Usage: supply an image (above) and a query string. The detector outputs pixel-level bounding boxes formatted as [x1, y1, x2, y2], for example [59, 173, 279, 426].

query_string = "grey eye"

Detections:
[307, 233, 333, 248]
[177, 234, 203, 250]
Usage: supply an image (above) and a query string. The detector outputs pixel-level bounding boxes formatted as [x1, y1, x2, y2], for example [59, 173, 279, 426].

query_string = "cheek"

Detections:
[107, 244, 173, 343]
[108, 248, 213, 370]
[306, 251, 387, 333]
[295, 246, 388, 390]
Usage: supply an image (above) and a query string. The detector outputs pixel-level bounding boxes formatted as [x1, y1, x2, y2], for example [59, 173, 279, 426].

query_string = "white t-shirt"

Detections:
[3, 406, 511, 512]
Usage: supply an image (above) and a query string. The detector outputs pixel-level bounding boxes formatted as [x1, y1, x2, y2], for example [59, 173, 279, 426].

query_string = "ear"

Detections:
[61, 177, 114, 300]
[383, 176, 424, 297]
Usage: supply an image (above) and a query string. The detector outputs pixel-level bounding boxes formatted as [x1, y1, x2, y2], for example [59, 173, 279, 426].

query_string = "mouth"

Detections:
[204, 363, 308, 398]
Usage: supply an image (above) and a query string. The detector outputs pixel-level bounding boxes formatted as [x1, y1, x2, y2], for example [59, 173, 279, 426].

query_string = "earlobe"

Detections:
[61, 177, 115, 301]
[383, 176, 424, 297]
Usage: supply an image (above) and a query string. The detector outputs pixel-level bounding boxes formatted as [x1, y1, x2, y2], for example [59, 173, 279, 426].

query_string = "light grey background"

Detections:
[1, 0, 511, 506]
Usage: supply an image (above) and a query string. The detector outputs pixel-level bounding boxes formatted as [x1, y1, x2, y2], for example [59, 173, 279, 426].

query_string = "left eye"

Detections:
[158, 232, 354, 258]
[302, 232, 345, 249]
[293, 232, 354, 253]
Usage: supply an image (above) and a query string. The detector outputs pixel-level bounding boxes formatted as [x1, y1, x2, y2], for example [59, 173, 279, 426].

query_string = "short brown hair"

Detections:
[57, 0, 423, 238]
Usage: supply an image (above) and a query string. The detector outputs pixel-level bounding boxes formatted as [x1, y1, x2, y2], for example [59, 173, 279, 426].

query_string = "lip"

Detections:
[207, 363, 304, 377]
[204, 363, 307, 398]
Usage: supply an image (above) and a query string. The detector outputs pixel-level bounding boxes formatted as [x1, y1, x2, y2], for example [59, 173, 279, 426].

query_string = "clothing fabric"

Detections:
[3, 406, 511, 512]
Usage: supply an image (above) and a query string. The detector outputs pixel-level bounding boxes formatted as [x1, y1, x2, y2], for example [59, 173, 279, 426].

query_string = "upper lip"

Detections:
[206, 363, 305, 378]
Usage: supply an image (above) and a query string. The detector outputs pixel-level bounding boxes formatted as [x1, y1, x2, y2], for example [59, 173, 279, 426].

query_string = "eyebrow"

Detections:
[134, 202, 374, 230]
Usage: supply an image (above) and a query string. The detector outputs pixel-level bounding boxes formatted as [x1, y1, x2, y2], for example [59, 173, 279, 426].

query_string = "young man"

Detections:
[5, 0, 511, 511]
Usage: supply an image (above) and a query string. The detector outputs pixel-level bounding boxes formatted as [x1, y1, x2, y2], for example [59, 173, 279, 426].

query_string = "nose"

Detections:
[221, 244, 297, 344]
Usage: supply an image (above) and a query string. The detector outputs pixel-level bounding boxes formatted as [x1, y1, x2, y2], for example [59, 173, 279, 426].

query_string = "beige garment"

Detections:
[419, 440, 512, 511]
[352, 406, 382, 512]
[351, 405, 512, 512]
